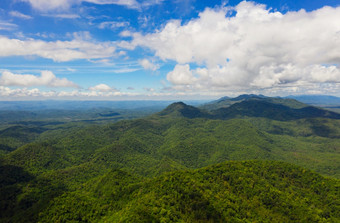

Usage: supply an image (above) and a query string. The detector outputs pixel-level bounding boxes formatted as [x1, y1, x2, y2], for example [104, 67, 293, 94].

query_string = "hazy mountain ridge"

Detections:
[165, 95, 340, 121]
[286, 95, 340, 106]
[200, 94, 308, 111]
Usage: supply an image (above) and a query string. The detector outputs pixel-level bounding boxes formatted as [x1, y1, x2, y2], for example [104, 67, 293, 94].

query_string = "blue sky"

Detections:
[0, 0, 339, 100]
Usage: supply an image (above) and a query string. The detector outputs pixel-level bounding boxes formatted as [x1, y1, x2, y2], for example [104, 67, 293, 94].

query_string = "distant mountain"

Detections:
[211, 99, 340, 121]
[230, 94, 266, 101]
[166, 96, 340, 121]
[157, 102, 210, 118]
[200, 94, 306, 111]
[285, 95, 340, 106]
[1, 95, 340, 222]
[0, 100, 208, 111]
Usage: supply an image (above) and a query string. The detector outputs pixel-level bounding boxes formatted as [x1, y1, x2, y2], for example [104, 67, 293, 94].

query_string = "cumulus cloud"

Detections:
[88, 83, 116, 92]
[0, 86, 36, 97]
[0, 35, 116, 62]
[9, 11, 33, 19]
[0, 70, 78, 88]
[167, 64, 196, 85]
[127, 1, 340, 93]
[139, 59, 159, 71]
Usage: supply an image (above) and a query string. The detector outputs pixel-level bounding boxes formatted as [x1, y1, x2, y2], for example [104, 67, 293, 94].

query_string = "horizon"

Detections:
[1, 0, 340, 100]
[0, 93, 339, 103]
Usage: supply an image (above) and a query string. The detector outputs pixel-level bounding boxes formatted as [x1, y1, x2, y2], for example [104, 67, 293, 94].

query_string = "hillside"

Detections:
[1, 161, 339, 222]
[1, 96, 340, 222]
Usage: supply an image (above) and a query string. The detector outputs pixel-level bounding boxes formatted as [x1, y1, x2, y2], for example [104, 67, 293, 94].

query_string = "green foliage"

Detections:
[1, 97, 340, 222]
[0, 125, 46, 156]
[39, 161, 340, 222]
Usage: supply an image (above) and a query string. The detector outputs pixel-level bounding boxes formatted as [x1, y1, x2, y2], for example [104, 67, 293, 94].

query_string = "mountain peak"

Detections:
[158, 102, 209, 118]
[230, 94, 266, 101]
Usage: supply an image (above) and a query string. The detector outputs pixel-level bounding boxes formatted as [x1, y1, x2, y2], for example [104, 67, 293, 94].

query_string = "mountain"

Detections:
[173, 95, 340, 121]
[200, 94, 306, 111]
[286, 95, 340, 106]
[157, 102, 210, 118]
[1, 96, 340, 222]
[212, 99, 340, 121]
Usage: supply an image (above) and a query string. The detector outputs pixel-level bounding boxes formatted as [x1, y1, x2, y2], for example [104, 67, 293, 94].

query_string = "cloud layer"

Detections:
[0, 36, 116, 62]
[0, 70, 78, 88]
[22, 0, 160, 11]
[128, 1, 340, 93]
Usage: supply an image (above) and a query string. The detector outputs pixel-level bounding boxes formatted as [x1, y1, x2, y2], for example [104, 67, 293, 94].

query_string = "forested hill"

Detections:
[200, 94, 307, 110]
[1, 96, 340, 222]
[38, 161, 340, 222]
[161, 96, 340, 120]
[1, 160, 339, 222]
[211, 99, 340, 120]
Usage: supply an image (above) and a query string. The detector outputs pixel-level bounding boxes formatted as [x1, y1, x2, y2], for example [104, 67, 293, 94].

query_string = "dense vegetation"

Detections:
[40, 161, 340, 222]
[0, 95, 339, 222]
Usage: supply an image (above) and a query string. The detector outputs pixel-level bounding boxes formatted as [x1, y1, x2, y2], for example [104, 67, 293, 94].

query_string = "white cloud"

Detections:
[22, 0, 141, 11]
[22, 0, 165, 11]
[66, 68, 77, 72]
[120, 30, 133, 37]
[127, 1, 340, 93]
[0, 21, 18, 30]
[88, 83, 116, 92]
[0, 86, 142, 98]
[84, 0, 140, 9]
[42, 14, 81, 19]
[0, 35, 116, 62]
[139, 59, 159, 71]
[167, 64, 196, 85]
[141, 0, 165, 7]
[22, 0, 76, 11]
[0, 70, 78, 88]
[112, 68, 140, 73]
[98, 21, 130, 29]
[0, 86, 46, 97]
[9, 11, 33, 19]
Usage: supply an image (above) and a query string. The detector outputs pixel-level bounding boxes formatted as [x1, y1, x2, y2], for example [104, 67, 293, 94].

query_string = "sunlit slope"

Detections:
[39, 161, 340, 223]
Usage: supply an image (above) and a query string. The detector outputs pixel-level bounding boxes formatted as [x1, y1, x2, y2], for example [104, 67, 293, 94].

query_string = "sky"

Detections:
[0, 0, 339, 100]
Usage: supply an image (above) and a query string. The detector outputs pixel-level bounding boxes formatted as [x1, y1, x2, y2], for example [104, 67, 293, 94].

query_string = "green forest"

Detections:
[0, 96, 339, 222]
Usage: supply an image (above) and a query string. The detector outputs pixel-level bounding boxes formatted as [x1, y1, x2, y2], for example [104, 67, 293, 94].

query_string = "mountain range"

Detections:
[0, 95, 339, 222]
